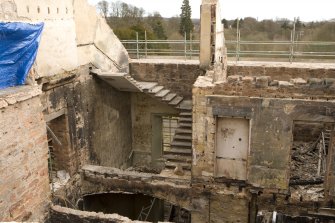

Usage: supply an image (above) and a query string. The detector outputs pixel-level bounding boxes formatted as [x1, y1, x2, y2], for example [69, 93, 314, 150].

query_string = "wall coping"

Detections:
[228, 61, 335, 70]
[130, 59, 199, 65]
[0, 85, 42, 109]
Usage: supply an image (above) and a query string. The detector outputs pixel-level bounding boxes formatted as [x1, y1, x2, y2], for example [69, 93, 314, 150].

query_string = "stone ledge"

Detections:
[82, 165, 190, 186]
[50, 205, 149, 223]
[0, 86, 42, 109]
[130, 59, 199, 65]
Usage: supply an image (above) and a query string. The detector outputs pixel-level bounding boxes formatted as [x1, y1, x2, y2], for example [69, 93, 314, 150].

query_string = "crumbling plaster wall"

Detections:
[0, 0, 129, 78]
[0, 88, 50, 222]
[74, 0, 129, 73]
[131, 93, 178, 166]
[40, 66, 133, 171]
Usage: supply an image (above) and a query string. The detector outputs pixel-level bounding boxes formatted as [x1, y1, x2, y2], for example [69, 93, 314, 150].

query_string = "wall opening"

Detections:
[215, 117, 250, 180]
[82, 193, 190, 222]
[290, 121, 334, 202]
[46, 113, 76, 191]
[151, 115, 179, 168]
[162, 116, 179, 152]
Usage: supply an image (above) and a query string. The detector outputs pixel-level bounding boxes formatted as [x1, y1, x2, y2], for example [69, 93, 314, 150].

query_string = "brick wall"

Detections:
[0, 95, 50, 221]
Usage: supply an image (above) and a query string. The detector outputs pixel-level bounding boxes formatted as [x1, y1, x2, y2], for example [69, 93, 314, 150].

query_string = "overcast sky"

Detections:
[87, 0, 335, 22]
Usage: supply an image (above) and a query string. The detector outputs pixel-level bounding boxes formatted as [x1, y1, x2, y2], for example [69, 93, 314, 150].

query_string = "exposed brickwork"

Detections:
[0, 96, 50, 221]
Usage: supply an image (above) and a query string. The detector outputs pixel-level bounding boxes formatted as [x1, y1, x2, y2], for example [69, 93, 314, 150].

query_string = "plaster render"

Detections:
[1, 0, 129, 78]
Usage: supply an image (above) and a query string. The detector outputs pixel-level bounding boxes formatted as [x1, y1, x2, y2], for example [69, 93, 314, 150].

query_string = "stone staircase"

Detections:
[163, 105, 192, 171]
[136, 81, 193, 172]
[90, 70, 193, 172]
[136, 81, 185, 107]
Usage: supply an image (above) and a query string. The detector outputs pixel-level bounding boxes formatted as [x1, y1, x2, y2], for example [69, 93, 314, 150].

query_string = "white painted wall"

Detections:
[0, 0, 129, 78]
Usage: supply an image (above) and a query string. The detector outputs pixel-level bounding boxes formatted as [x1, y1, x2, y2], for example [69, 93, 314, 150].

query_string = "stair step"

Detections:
[171, 141, 192, 147]
[174, 134, 192, 141]
[163, 154, 192, 163]
[162, 93, 177, 102]
[169, 96, 183, 106]
[179, 123, 192, 128]
[149, 86, 164, 94]
[179, 117, 192, 123]
[164, 148, 192, 155]
[165, 161, 191, 170]
[155, 89, 170, 98]
[137, 82, 158, 91]
[178, 100, 192, 110]
[175, 128, 192, 134]
[180, 112, 192, 117]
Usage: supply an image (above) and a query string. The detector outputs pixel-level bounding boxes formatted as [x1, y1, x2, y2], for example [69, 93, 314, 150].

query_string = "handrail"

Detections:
[121, 38, 335, 62]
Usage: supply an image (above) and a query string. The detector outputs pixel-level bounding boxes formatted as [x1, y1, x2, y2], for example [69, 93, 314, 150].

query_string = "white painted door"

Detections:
[216, 118, 249, 180]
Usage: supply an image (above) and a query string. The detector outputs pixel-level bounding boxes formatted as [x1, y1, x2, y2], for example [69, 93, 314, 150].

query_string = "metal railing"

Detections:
[121, 33, 335, 62]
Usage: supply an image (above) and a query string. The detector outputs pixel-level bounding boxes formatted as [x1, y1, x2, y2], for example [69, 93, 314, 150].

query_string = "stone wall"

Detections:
[130, 60, 203, 99]
[0, 88, 50, 222]
[131, 93, 178, 166]
[80, 165, 249, 223]
[227, 62, 335, 81]
[192, 63, 335, 220]
[193, 75, 335, 189]
[40, 66, 133, 170]
[49, 205, 142, 223]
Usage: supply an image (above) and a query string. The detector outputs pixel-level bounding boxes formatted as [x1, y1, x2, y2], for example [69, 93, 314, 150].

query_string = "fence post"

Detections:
[145, 30, 147, 59]
[136, 32, 139, 59]
[184, 32, 187, 60]
[236, 18, 240, 62]
[289, 17, 297, 63]
[190, 32, 192, 60]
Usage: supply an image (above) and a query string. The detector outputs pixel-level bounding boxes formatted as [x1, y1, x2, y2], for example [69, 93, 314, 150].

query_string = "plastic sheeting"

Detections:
[0, 22, 44, 89]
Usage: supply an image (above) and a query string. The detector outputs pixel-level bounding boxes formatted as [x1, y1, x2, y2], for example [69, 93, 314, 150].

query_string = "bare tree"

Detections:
[97, 0, 109, 18]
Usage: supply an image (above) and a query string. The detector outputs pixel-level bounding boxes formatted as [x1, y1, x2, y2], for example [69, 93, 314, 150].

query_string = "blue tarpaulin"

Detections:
[0, 22, 44, 89]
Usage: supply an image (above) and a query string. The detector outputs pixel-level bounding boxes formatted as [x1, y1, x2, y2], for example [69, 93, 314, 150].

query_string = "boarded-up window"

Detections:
[215, 118, 249, 180]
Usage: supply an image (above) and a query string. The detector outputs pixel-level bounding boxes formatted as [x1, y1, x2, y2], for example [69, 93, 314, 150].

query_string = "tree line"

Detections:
[222, 17, 335, 56]
[96, 0, 195, 42]
[95, 1, 334, 57]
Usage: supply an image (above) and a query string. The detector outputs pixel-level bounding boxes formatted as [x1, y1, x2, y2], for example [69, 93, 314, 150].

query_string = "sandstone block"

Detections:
[290, 78, 307, 85]
[324, 78, 335, 86]
[241, 76, 255, 83]
[308, 78, 323, 85]
[278, 81, 294, 87]
[227, 75, 241, 83]
[0, 99, 8, 108]
[269, 80, 279, 86]
[256, 76, 271, 88]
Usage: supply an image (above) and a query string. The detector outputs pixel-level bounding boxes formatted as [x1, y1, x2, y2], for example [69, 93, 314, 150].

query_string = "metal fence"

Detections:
[121, 34, 335, 62]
